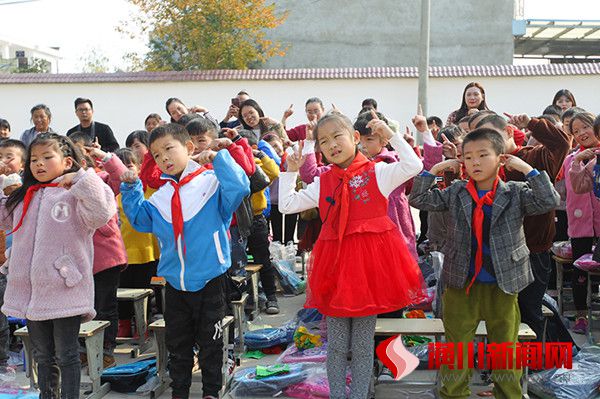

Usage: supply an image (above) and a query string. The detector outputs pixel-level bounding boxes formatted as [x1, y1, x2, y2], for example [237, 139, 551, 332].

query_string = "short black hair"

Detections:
[115, 147, 140, 166]
[354, 111, 388, 136]
[126, 130, 149, 148]
[543, 104, 562, 118]
[68, 131, 93, 147]
[467, 110, 496, 129]
[74, 97, 93, 110]
[0, 139, 26, 160]
[186, 118, 217, 139]
[561, 106, 586, 122]
[237, 129, 258, 146]
[361, 98, 377, 110]
[437, 125, 463, 143]
[476, 114, 507, 131]
[176, 113, 202, 127]
[237, 90, 249, 96]
[0, 119, 10, 131]
[149, 123, 191, 148]
[305, 97, 324, 109]
[462, 128, 505, 156]
[427, 116, 443, 128]
[144, 113, 162, 125]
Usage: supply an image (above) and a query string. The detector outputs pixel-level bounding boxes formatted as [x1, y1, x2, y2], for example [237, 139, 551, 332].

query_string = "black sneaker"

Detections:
[265, 300, 279, 314]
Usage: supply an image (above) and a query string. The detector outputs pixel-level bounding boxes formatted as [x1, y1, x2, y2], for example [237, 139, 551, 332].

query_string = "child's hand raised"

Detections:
[441, 134, 458, 159]
[500, 154, 533, 175]
[305, 119, 317, 140]
[57, 172, 78, 189]
[575, 148, 598, 163]
[120, 170, 138, 184]
[286, 141, 306, 172]
[0, 162, 11, 176]
[194, 150, 217, 165]
[403, 127, 415, 147]
[209, 138, 233, 151]
[366, 110, 393, 141]
[221, 128, 239, 140]
[430, 159, 462, 176]
[504, 113, 531, 129]
[411, 104, 428, 133]
[84, 146, 107, 160]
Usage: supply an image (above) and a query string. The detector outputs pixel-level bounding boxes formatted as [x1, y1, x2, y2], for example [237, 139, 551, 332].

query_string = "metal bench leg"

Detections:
[151, 328, 170, 399]
[587, 273, 594, 344]
[220, 323, 232, 398]
[82, 331, 111, 399]
[232, 302, 245, 353]
[522, 364, 530, 399]
[21, 335, 37, 389]
[557, 262, 564, 316]
[250, 273, 259, 320]
[160, 286, 166, 316]
[132, 297, 151, 357]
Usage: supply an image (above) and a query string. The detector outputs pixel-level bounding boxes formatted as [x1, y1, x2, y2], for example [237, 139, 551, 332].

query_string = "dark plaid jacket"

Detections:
[409, 171, 560, 294]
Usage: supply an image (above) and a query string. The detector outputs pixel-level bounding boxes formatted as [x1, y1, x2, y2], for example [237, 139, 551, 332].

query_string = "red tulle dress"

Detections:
[305, 153, 428, 318]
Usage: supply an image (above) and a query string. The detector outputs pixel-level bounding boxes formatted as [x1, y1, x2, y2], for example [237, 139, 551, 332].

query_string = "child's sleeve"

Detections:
[228, 137, 256, 176]
[298, 141, 331, 183]
[422, 140, 444, 172]
[286, 124, 306, 142]
[519, 170, 561, 216]
[375, 133, 423, 197]
[101, 154, 128, 195]
[257, 153, 280, 183]
[70, 169, 117, 230]
[408, 172, 452, 211]
[278, 172, 319, 214]
[213, 150, 251, 219]
[569, 158, 595, 194]
[120, 179, 155, 233]
[139, 151, 164, 190]
[0, 195, 14, 231]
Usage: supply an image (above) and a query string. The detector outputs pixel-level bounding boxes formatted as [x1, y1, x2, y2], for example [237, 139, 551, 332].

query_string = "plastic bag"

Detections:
[528, 345, 600, 399]
[573, 254, 600, 272]
[273, 259, 306, 295]
[244, 319, 297, 350]
[430, 251, 444, 318]
[283, 365, 351, 399]
[231, 362, 309, 397]
[278, 341, 328, 364]
[551, 241, 573, 259]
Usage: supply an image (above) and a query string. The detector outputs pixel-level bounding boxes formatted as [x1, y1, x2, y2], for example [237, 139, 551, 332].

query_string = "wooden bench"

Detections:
[116, 288, 154, 357]
[148, 316, 234, 399]
[551, 255, 572, 315]
[15, 320, 111, 399]
[374, 318, 536, 398]
[231, 264, 262, 320]
[150, 276, 167, 314]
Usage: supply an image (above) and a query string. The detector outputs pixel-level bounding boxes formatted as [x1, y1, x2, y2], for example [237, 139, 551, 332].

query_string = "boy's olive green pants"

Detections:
[439, 283, 523, 399]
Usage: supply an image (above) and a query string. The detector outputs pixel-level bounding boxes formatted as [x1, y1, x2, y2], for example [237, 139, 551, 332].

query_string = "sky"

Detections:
[0, 0, 599, 73]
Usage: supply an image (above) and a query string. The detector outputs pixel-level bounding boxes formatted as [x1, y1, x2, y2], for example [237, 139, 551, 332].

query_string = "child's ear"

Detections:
[506, 125, 514, 139]
[185, 140, 195, 155]
[64, 156, 74, 170]
[353, 130, 360, 144]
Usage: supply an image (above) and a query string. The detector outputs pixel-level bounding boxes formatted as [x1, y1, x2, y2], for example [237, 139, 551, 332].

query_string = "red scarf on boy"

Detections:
[166, 167, 206, 255]
[465, 177, 499, 295]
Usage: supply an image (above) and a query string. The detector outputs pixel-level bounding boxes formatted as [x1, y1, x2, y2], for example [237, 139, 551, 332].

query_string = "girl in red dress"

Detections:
[278, 111, 427, 399]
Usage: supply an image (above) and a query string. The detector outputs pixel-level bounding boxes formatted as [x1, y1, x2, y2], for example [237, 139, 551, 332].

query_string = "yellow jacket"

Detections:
[117, 187, 160, 265]
[251, 155, 280, 215]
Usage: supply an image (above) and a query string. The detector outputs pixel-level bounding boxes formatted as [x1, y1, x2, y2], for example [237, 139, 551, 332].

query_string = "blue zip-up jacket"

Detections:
[120, 151, 250, 292]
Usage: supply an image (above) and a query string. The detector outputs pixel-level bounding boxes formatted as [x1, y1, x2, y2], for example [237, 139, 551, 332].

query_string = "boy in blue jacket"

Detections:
[120, 123, 250, 399]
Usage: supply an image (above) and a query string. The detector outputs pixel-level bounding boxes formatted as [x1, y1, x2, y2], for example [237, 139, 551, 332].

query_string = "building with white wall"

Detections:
[0, 63, 598, 146]
[0, 37, 60, 73]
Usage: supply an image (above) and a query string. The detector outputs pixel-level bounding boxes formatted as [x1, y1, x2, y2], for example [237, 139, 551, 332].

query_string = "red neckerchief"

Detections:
[498, 146, 522, 181]
[465, 177, 499, 295]
[8, 183, 60, 235]
[165, 167, 206, 255]
[328, 152, 371, 262]
[280, 152, 287, 172]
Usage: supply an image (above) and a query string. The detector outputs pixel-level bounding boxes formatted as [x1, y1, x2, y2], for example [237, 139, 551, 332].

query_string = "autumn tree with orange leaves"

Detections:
[124, 0, 288, 71]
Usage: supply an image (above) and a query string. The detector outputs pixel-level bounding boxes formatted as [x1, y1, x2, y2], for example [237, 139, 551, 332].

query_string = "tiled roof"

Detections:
[0, 63, 599, 84]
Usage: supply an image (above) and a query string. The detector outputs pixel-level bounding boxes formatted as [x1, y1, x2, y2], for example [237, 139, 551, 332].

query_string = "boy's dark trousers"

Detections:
[247, 214, 278, 299]
[518, 251, 552, 342]
[165, 275, 227, 398]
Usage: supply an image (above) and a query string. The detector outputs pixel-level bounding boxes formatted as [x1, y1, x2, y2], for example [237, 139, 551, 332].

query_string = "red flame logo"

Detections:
[376, 334, 420, 380]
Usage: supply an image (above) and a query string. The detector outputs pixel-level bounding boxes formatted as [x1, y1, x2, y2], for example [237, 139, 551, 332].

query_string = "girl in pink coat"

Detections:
[0, 134, 115, 399]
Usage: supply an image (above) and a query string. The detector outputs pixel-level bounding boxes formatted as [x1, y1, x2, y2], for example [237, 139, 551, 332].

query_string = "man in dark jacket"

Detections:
[66, 97, 119, 152]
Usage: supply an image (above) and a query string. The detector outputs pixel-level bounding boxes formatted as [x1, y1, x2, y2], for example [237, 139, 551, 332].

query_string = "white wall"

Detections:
[1, 74, 599, 146]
